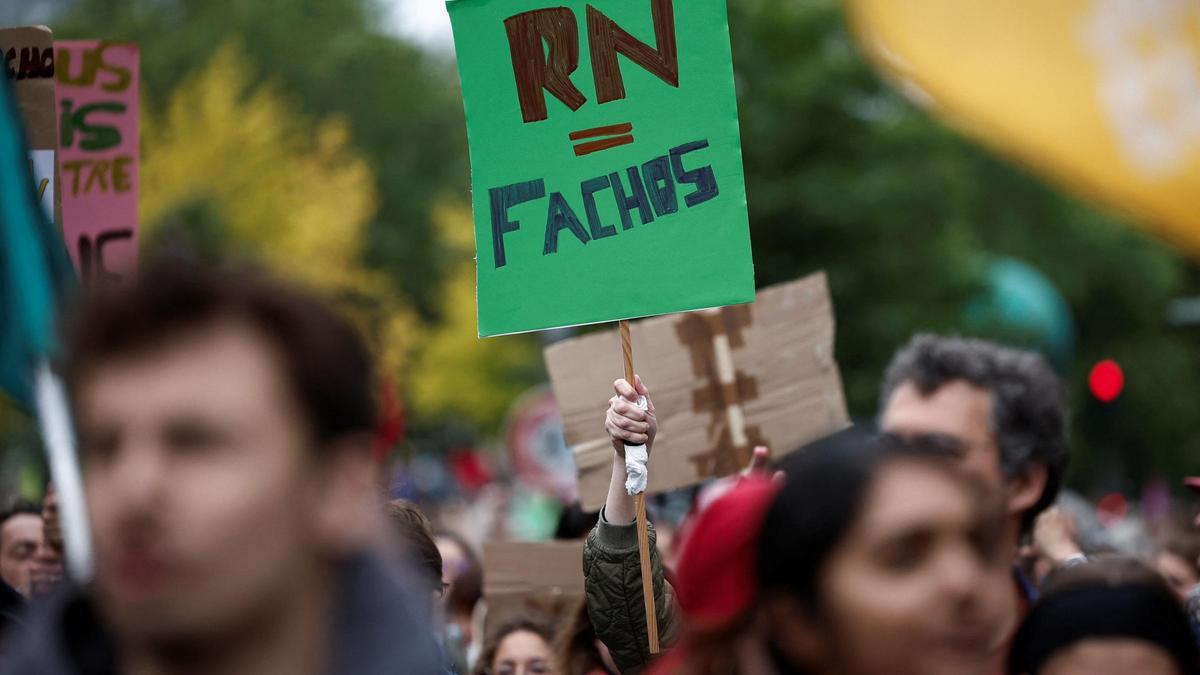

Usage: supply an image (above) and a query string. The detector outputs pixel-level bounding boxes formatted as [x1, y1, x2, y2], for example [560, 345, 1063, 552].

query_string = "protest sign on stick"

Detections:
[53, 40, 139, 284]
[448, 0, 754, 651]
[0, 26, 57, 221]
[547, 273, 850, 511]
[447, 0, 754, 337]
[483, 540, 585, 635]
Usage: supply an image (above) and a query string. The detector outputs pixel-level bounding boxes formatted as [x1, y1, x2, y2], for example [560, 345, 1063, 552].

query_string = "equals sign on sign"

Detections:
[569, 122, 634, 156]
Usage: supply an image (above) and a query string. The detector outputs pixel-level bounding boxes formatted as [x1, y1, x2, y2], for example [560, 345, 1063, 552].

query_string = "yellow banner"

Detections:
[845, 0, 1200, 257]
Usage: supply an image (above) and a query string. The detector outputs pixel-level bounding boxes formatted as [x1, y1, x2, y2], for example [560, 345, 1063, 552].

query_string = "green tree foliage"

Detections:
[141, 45, 377, 292]
[138, 44, 424, 382]
[51, 0, 545, 439]
[407, 203, 542, 432]
[47, 0, 1200, 488]
[56, 0, 467, 313]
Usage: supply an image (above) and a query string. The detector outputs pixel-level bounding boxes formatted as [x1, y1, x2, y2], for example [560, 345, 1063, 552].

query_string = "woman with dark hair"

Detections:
[384, 499, 445, 601]
[474, 614, 558, 675]
[636, 429, 1013, 675]
[384, 499, 458, 674]
[1009, 556, 1200, 675]
[751, 433, 1014, 675]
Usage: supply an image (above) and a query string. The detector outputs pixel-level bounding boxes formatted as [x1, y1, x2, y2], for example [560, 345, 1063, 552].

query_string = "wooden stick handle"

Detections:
[620, 320, 635, 384]
[635, 492, 660, 654]
[619, 319, 660, 655]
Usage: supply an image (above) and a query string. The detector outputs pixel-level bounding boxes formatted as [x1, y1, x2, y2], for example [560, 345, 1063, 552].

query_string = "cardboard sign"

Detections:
[54, 40, 138, 283]
[447, 0, 755, 336]
[483, 540, 584, 634]
[0, 26, 57, 221]
[29, 149, 55, 220]
[847, 0, 1200, 258]
[546, 273, 848, 510]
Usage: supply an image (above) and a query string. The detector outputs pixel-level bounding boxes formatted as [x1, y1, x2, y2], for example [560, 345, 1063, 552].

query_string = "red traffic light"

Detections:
[1088, 359, 1124, 403]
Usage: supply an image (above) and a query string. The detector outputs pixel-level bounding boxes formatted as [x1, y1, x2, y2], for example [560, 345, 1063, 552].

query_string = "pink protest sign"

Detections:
[54, 41, 138, 283]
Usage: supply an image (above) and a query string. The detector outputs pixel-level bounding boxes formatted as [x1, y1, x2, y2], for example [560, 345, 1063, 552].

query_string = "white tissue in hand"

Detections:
[624, 444, 648, 495]
[623, 395, 650, 495]
[624, 393, 652, 494]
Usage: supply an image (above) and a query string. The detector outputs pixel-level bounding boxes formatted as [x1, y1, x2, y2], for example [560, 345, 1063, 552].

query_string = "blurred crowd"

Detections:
[0, 262, 1199, 675]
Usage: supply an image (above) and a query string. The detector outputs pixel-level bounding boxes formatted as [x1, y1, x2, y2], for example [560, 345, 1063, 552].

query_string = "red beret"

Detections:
[672, 477, 780, 631]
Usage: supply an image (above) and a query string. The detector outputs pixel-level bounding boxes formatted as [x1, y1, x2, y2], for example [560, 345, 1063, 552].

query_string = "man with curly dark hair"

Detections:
[880, 334, 1069, 673]
[880, 334, 1068, 551]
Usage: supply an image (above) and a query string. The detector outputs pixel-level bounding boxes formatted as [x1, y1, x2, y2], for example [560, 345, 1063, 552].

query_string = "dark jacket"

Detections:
[582, 508, 678, 674]
[0, 578, 26, 652]
[0, 554, 442, 675]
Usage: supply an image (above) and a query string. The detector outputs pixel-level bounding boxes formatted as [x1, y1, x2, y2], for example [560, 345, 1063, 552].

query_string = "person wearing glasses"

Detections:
[385, 499, 458, 674]
[386, 499, 452, 603]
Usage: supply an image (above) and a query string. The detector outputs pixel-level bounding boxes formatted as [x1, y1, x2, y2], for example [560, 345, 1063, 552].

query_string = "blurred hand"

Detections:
[740, 445, 784, 484]
[1033, 506, 1082, 565]
[693, 446, 784, 513]
[603, 376, 656, 524]
[605, 376, 656, 456]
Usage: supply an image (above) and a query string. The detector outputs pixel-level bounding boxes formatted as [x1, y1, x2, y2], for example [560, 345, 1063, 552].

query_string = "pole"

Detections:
[34, 360, 92, 582]
[619, 320, 660, 654]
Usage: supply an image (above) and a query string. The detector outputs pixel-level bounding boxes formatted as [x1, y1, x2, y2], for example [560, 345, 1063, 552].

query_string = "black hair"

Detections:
[63, 260, 377, 450]
[1010, 556, 1200, 675]
[757, 427, 997, 610]
[384, 500, 443, 592]
[474, 614, 557, 675]
[0, 501, 41, 531]
[758, 427, 912, 612]
[880, 334, 1067, 532]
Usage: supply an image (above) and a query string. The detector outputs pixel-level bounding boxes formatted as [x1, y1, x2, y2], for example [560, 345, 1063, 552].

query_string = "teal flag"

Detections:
[448, 0, 755, 336]
[0, 75, 74, 408]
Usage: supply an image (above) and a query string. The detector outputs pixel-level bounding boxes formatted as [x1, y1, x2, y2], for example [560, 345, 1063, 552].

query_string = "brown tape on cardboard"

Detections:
[545, 272, 849, 511]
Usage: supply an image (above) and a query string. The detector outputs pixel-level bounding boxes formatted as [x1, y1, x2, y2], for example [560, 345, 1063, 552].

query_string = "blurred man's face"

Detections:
[881, 379, 1046, 532]
[0, 513, 44, 596]
[881, 380, 1002, 491]
[77, 321, 334, 640]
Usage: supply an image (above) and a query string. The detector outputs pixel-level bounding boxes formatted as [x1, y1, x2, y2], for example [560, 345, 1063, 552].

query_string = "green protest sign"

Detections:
[447, 0, 755, 337]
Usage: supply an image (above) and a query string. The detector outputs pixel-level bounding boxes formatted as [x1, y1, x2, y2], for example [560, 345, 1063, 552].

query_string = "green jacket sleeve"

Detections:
[582, 507, 679, 674]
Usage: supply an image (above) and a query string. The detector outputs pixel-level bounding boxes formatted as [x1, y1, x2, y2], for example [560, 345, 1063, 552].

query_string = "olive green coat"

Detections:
[582, 510, 679, 674]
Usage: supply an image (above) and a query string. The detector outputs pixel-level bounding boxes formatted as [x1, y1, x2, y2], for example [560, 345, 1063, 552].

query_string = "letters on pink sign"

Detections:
[54, 40, 138, 284]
